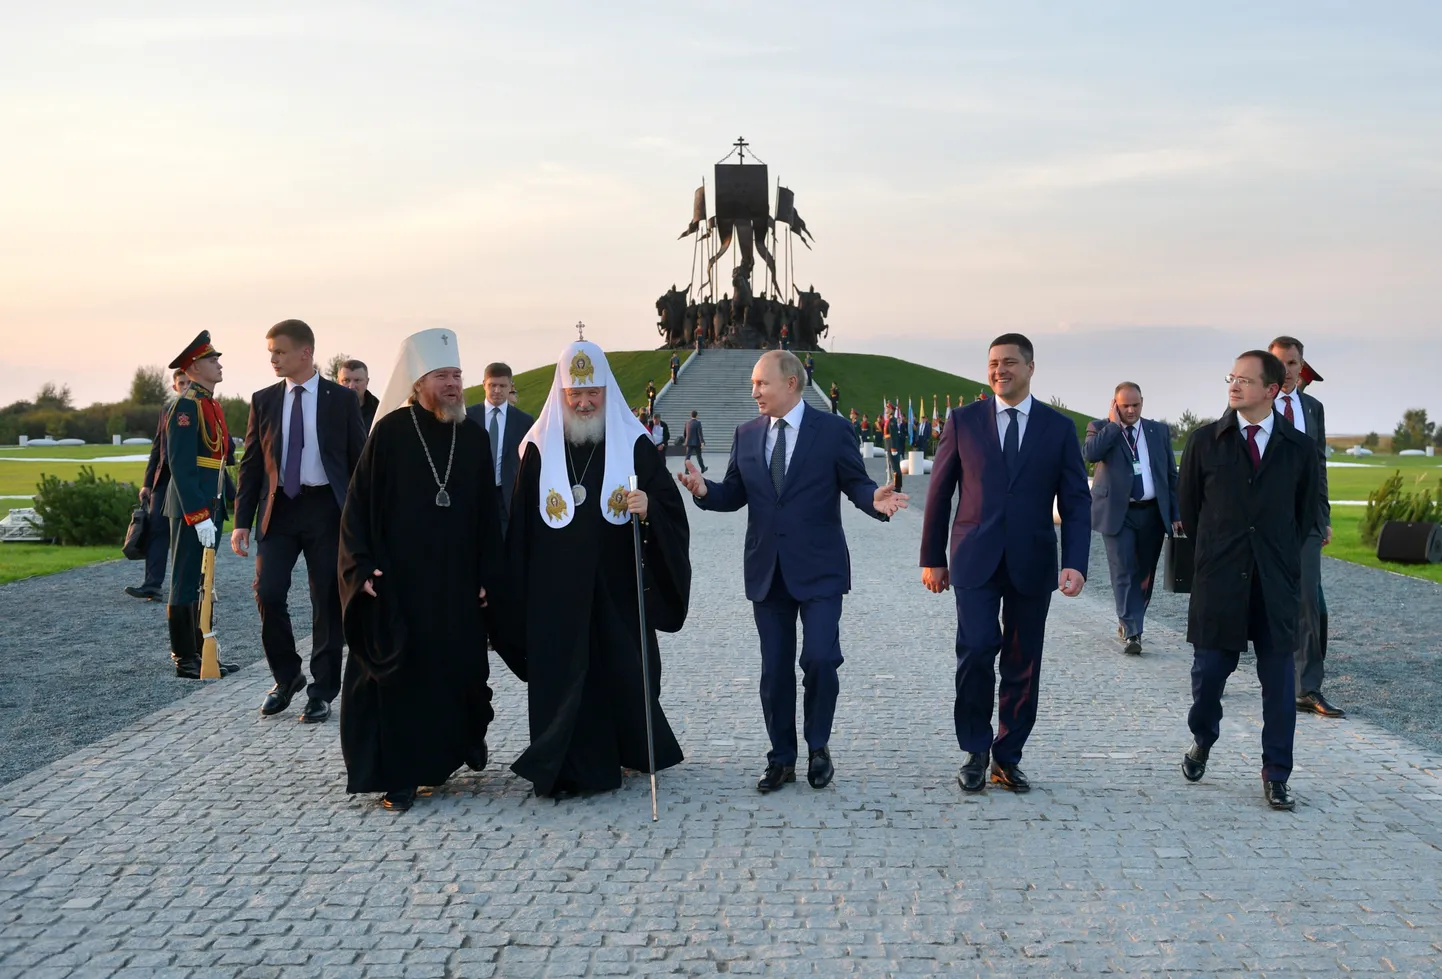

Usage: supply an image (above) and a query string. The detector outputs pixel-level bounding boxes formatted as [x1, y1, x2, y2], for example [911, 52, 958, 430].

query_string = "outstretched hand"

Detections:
[874, 485, 909, 516]
[677, 460, 707, 498]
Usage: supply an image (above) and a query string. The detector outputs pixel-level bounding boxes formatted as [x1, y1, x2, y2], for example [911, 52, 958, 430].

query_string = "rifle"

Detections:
[198, 454, 227, 679]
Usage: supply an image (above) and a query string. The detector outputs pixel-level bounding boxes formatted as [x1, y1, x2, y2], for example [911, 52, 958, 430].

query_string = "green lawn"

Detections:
[1323, 455, 1441, 501]
[1328, 505, 1442, 584]
[465, 350, 686, 418]
[0, 444, 153, 460]
[0, 460, 146, 497]
[0, 546, 121, 585]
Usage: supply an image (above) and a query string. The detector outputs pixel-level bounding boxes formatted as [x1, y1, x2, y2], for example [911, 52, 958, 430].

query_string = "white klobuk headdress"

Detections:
[371, 328, 462, 431]
[519, 340, 650, 529]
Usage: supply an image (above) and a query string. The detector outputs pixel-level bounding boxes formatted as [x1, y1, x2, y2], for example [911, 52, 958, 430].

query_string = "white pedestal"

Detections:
[18, 435, 28, 446]
[113, 434, 122, 445]
[860, 443, 875, 459]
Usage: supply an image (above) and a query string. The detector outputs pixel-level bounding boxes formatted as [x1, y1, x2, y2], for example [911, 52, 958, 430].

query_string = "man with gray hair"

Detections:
[679, 349, 908, 793]
[1083, 382, 1181, 655]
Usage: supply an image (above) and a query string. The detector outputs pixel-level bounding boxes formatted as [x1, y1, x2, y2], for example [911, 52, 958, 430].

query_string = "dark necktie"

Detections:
[1124, 424, 1144, 500]
[1283, 395, 1294, 424]
[489, 407, 502, 485]
[283, 386, 304, 499]
[770, 419, 788, 495]
[1244, 424, 1262, 471]
[1002, 408, 1020, 474]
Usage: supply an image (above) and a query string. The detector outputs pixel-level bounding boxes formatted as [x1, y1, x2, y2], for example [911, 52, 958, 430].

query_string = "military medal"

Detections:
[409, 405, 457, 507]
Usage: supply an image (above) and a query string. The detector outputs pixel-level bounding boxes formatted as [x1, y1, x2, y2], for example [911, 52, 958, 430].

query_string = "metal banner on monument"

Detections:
[657, 138, 829, 352]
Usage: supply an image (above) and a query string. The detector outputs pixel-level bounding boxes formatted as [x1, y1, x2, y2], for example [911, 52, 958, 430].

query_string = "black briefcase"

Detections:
[1164, 534, 1194, 593]
[121, 506, 150, 560]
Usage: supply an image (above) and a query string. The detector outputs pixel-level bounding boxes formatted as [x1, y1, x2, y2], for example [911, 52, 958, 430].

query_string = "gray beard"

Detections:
[563, 411, 606, 446]
[432, 401, 466, 424]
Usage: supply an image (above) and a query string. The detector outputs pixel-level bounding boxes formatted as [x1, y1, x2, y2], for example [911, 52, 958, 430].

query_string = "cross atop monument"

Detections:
[733, 136, 748, 164]
[575, 321, 586, 341]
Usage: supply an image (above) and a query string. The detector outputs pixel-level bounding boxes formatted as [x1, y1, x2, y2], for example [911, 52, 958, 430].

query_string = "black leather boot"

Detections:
[168, 604, 202, 679]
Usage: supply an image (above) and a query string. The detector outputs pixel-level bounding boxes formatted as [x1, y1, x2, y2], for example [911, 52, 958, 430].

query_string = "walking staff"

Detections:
[630, 475, 659, 821]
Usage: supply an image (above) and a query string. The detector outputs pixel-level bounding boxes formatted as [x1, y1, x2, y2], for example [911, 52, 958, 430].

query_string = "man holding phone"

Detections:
[1083, 382, 1181, 656]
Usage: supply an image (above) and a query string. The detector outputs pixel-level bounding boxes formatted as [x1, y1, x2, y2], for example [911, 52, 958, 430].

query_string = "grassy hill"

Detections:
[806, 351, 1094, 441]
[468, 348, 1093, 439]
[464, 350, 682, 417]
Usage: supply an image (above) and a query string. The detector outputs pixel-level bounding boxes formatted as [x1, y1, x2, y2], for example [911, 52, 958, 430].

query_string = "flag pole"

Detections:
[628, 475, 660, 821]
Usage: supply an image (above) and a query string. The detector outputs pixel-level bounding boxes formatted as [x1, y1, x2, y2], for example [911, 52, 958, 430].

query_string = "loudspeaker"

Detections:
[1376, 521, 1442, 564]
[1164, 534, 1194, 593]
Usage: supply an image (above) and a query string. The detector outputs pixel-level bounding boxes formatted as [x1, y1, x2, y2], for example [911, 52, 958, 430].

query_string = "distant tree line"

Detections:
[0, 366, 248, 445]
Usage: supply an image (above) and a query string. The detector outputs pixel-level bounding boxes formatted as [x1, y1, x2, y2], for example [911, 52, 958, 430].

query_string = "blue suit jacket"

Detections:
[919, 399, 1092, 595]
[1082, 416, 1178, 536]
[695, 403, 887, 602]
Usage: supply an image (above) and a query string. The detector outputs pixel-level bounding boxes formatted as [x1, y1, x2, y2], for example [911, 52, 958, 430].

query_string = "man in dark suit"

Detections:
[125, 369, 190, 601]
[920, 334, 1091, 794]
[679, 351, 908, 793]
[1083, 382, 1181, 655]
[1269, 336, 1341, 718]
[682, 411, 706, 472]
[231, 319, 366, 723]
[1179, 350, 1318, 810]
[465, 362, 535, 536]
[337, 359, 380, 431]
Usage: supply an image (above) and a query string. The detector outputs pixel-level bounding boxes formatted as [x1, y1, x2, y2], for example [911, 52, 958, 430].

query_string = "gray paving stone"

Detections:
[2, 462, 1442, 976]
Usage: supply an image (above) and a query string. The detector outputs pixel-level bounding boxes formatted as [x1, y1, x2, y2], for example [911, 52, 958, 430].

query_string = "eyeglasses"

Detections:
[1224, 374, 1261, 386]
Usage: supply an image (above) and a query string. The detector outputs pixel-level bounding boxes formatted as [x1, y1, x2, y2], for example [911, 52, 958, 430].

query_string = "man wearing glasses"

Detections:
[1176, 350, 1318, 810]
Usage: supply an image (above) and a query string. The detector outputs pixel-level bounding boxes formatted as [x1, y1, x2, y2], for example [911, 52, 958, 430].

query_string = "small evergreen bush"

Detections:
[32, 465, 137, 546]
[1360, 471, 1442, 546]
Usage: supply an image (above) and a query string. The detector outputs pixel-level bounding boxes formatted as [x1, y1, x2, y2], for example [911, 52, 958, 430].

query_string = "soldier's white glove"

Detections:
[194, 518, 217, 549]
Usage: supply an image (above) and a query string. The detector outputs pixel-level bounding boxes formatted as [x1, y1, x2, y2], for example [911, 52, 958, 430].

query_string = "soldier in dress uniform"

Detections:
[164, 331, 237, 679]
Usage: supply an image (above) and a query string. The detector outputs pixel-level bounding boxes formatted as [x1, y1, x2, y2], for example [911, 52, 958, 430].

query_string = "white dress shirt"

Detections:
[1127, 420, 1157, 501]
[1239, 410, 1275, 458]
[281, 371, 327, 487]
[483, 401, 508, 484]
[764, 399, 807, 474]
[1275, 389, 1306, 436]
[994, 393, 1034, 448]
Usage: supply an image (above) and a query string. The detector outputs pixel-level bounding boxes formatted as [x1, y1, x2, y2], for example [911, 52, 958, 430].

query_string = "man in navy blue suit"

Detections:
[1083, 382, 1181, 656]
[679, 350, 909, 793]
[920, 334, 1091, 794]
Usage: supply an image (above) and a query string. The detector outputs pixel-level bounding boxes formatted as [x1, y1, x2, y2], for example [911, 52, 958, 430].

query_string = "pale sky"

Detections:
[2, 2, 1439, 432]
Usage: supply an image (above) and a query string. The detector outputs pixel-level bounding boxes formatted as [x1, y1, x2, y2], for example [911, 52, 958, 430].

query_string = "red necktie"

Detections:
[1283, 395, 1294, 424]
[1245, 424, 1262, 470]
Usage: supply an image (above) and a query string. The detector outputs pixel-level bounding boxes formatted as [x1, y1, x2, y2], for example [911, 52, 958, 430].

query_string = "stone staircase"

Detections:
[652, 350, 831, 458]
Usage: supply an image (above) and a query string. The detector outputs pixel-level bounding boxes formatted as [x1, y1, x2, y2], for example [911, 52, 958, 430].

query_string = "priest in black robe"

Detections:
[337, 329, 509, 812]
[500, 339, 691, 798]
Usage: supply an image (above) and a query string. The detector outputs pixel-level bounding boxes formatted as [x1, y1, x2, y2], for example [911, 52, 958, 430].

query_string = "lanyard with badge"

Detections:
[1124, 424, 1143, 478]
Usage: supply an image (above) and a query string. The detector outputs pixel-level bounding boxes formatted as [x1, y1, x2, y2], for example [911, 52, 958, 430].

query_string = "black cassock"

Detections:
[499, 435, 690, 795]
[337, 406, 508, 794]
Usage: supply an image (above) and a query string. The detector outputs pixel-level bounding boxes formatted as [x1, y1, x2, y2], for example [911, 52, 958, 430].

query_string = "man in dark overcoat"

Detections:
[1177, 349, 1318, 811]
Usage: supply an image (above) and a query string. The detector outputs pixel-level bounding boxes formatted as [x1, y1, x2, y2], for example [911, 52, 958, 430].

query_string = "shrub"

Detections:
[32, 466, 138, 546]
[1359, 471, 1442, 546]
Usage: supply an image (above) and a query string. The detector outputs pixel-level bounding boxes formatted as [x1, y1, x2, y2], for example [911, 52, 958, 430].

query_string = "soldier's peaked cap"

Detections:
[169, 331, 222, 370]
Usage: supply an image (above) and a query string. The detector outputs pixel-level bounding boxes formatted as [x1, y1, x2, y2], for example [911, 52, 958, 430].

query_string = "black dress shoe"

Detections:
[174, 659, 202, 680]
[299, 697, 330, 724]
[958, 751, 989, 793]
[1296, 691, 1345, 717]
[1182, 742, 1209, 782]
[466, 741, 488, 772]
[990, 761, 1030, 793]
[124, 585, 162, 601]
[756, 763, 795, 793]
[381, 787, 417, 811]
[1264, 780, 1295, 810]
[807, 748, 834, 789]
[1123, 636, 1143, 656]
[260, 674, 307, 716]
